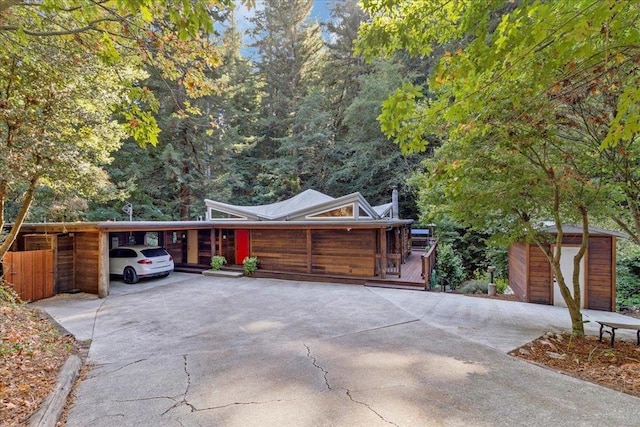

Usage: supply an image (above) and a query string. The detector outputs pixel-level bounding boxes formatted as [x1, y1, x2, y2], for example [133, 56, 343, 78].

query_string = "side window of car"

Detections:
[124, 249, 138, 258]
[110, 249, 121, 258]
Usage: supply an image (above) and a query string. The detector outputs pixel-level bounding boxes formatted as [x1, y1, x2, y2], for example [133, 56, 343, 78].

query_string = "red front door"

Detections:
[235, 229, 250, 264]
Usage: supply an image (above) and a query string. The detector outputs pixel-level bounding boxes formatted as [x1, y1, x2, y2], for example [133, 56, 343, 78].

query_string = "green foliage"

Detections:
[359, 0, 640, 244]
[431, 219, 508, 280]
[435, 242, 465, 290]
[211, 255, 227, 271]
[616, 248, 640, 309]
[357, 0, 640, 336]
[243, 256, 259, 276]
[459, 280, 488, 295]
[494, 277, 508, 295]
[0, 0, 242, 256]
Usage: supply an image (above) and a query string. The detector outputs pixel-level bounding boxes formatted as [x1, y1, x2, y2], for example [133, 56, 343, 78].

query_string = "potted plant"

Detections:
[210, 255, 227, 271]
[242, 256, 259, 276]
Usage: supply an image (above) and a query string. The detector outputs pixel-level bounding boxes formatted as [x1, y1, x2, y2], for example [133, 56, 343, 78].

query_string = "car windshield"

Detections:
[140, 248, 169, 258]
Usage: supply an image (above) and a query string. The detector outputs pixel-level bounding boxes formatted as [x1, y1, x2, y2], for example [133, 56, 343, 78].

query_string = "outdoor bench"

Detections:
[597, 321, 640, 347]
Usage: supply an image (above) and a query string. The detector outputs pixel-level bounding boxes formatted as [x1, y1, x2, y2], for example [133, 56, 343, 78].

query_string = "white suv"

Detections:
[109, 245, 174, 284]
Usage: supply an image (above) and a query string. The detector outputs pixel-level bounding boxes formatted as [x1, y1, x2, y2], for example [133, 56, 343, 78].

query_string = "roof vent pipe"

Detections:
[392, 186, 399, 219]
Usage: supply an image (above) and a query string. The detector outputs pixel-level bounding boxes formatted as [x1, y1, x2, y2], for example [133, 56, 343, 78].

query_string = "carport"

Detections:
[13, 221, 214, 298]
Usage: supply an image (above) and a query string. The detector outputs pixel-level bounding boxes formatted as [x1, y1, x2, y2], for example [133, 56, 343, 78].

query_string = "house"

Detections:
[6, 189, 415, 299]
[508, 225, 626, 312]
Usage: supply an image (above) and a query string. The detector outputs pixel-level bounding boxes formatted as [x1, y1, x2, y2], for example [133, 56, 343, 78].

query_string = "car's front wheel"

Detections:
[123, 266, 139, 284]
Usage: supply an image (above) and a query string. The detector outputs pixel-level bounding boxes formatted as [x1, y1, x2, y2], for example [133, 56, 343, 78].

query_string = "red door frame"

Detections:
[235, 229, 250, 264]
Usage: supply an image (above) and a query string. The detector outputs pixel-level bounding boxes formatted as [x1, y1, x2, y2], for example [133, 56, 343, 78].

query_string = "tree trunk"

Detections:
[549, 260, 585, 336]
[0, 175, 39, 261]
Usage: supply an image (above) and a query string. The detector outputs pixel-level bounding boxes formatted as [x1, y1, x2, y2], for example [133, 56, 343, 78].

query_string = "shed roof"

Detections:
[539, 224, 628, 238]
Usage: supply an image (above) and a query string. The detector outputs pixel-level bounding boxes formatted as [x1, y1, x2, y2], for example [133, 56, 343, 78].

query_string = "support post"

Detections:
[306, 228, 312, 273]
[380, 228, 387, 279]
[98, 232, 109, 298]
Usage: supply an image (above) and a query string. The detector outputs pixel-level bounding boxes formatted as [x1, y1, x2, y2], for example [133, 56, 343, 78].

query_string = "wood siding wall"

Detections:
[75, 232, 100, 294]
[198, 229, 212, 265]
[528, 245, 552, 304]
[56, 235, 75, 293]
[311, 229, 376, 276]
[164, 231, 184, 264]
[508, 243, 528, 302]
[249, 229, 377, 277]
[251, 229, 308, 273]
[586, 235, 614, 311]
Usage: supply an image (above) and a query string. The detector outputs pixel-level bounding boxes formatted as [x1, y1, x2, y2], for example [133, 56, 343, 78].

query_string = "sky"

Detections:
[231, 0, 336, 58]
[234, 0, 334, 33]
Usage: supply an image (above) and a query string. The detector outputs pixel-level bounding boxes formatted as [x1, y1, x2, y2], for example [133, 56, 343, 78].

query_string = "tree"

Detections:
[323, 0, 370, 137]
[98, 14, 262, 220]
[0, 0, 245, 258]
[357, 0, 640, 334]
[329, 59, 422, 215]
[248, 0, 325, 202]
[0, 30, 137, 256]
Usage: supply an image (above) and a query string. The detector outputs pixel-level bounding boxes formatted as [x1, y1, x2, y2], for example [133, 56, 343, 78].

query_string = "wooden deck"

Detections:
[365, 249, 428, 290]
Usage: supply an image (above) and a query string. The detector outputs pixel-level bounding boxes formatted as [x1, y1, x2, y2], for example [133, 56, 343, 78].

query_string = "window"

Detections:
[145, 232, 158, 246]
[141, 248, 170, 258]
[208, 209, 246, 220]
[307, 204, 354, 219]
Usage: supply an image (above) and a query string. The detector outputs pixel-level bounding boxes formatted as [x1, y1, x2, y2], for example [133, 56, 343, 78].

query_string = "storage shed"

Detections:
[508, 225, 625, 312]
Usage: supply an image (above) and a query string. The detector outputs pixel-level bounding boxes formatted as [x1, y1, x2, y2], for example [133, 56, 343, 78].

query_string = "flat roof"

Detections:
[16, 218, 413, 233]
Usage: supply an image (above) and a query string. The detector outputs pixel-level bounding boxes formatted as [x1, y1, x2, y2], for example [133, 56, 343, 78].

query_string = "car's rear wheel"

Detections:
[123, 266, 139, 284]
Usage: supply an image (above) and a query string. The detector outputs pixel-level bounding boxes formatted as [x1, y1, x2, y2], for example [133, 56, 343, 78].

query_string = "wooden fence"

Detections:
[2, 250, 55, 302]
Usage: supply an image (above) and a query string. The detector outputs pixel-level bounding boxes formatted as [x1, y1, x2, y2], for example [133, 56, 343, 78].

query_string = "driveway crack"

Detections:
[330, 319, 420, 340]
[303, 343, 332, 390]
[161, 354, 197, 415]
[346, 389, 399, 426]
[90, 359, 147, 378]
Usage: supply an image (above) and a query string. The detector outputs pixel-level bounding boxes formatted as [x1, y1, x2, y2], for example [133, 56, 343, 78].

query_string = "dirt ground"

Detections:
[0, 302, 77, 426]
[511, 331, 640, 398]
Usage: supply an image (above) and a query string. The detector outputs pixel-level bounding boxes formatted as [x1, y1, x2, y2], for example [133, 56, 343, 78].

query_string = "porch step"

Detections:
[364, 282, 426, 291]
[202, 269, 244, 278]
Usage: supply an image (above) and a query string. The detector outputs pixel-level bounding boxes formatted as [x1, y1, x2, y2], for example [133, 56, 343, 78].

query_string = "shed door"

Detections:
[553, 246, 586, 309]
[235, 230, 250, 264]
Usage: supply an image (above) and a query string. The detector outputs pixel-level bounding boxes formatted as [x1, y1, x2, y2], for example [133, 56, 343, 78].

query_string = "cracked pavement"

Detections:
[33, 273, 640, 426]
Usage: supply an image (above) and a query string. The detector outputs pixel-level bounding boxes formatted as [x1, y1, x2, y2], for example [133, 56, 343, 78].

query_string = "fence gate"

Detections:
[2, 250, 55, 302]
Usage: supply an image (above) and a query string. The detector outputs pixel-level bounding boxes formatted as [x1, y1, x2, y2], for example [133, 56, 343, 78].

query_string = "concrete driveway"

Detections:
[33, 273, 640, 426]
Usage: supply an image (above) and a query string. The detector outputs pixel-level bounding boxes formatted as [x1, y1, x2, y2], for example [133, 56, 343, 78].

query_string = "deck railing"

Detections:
[386, 253, 402, 277]
[421, 239, 438, 289]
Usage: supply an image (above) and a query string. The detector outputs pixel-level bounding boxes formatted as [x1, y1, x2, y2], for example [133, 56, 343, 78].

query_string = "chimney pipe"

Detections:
[392, 186, 399, 219]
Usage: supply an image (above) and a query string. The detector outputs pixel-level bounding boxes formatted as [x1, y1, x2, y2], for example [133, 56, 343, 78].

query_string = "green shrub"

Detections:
[243, 256, 259, 276]
[210, 255, 227, 271]
[494, 277, 508, 294]
[459, 279, 489, 294]
[436, 242, 465, 290]
[616, 251, 640, 309]
[432, 218, 508, 279]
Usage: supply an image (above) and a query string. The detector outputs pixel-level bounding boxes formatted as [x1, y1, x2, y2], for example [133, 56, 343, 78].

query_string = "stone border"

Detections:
[28, 355, 82, 427]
